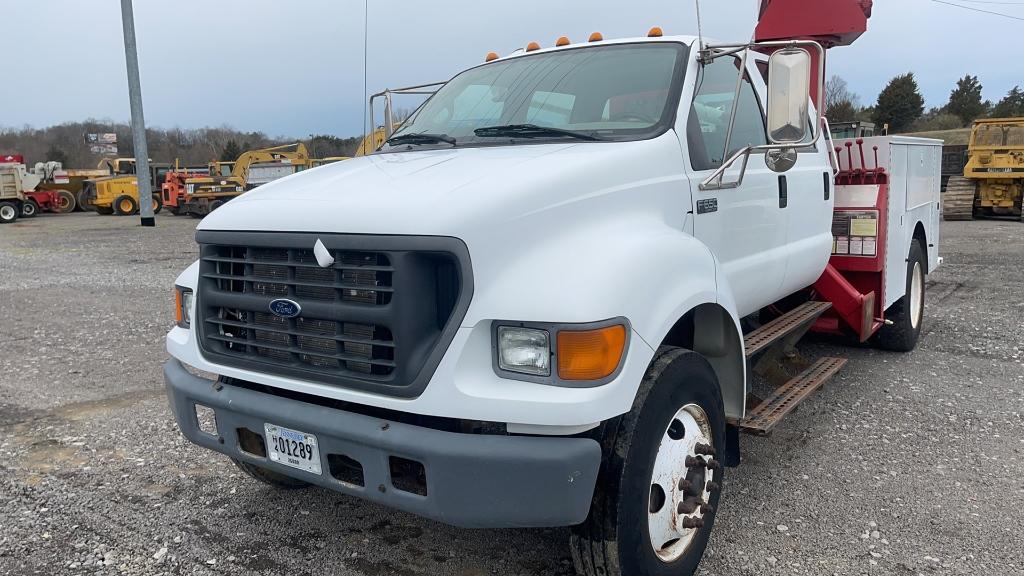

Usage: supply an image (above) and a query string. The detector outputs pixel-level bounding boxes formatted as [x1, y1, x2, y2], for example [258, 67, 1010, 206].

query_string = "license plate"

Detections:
[264, 423, 321, 475]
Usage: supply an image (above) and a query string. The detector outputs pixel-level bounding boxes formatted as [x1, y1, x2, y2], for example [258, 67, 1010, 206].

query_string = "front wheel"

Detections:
[571, 348, 725, 576]
[113, 194, 138, 216]
[874, 239, 926, 351]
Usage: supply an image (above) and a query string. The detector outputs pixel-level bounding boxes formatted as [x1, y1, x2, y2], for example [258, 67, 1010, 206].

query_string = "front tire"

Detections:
[571, 348, 726, 576]
[231, 458, 310, 490]
[113, 194, 138, 216]
[874, 239, 926, 351]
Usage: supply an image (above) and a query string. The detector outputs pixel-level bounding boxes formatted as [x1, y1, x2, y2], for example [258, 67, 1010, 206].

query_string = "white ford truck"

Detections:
[165, 32, 939, 575]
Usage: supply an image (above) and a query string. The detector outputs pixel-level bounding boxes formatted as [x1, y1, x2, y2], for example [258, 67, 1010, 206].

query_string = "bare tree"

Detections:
[825, 75, 861, 116]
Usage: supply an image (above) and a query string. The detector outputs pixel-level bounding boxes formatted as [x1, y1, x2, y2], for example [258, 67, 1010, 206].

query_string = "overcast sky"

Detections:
[1, 0, 1019, 138]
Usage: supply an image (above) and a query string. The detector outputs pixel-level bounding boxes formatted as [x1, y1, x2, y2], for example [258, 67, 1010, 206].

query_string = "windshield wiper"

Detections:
[385, 132, 457, 147]
[473, 124, 602, 141]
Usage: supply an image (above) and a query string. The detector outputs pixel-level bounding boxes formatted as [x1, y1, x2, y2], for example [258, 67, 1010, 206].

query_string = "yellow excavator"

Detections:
[943, 118, 1024, 221]
[181, 143, 311, 217]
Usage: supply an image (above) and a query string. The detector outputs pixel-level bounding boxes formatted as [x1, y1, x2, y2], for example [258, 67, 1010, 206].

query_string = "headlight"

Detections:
[497, 326, 550, 376]
[175, 286, 194, 328]
[493, 320, 629, 385]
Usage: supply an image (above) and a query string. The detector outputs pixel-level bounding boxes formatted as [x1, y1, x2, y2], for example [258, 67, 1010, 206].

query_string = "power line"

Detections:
[954, 0, 1024, 5]
[929, 0, 1024, 19]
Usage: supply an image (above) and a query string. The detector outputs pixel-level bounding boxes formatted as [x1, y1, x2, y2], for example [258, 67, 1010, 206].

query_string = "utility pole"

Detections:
[119, 0, 155, 227]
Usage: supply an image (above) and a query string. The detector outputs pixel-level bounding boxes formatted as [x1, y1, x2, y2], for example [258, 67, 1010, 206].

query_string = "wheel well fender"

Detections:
[658, 301, 746, 421]
[912, 220, 928, 267]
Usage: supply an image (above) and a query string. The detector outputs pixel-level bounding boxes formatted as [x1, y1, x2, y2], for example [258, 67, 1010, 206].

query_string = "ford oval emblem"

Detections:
[269, 298, 302, 318]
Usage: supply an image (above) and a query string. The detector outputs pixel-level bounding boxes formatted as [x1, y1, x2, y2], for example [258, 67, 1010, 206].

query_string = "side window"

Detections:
[688, 57, 767, 171]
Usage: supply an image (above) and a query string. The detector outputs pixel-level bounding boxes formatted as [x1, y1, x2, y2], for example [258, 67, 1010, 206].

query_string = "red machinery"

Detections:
[756, 0, 873, 104]
[756, 0, 903, 343]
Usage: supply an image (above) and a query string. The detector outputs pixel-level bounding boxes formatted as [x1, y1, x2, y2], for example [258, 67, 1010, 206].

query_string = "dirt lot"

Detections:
[1, 213, 1022, 576]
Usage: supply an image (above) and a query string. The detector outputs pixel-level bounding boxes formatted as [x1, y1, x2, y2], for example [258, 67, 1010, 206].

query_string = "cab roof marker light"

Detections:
[485, 51, 499, 62]
[648, 26, 664, 37]
[588, 32, 603, 42]
[555, 36, 571, 47]
[526, 41, 541, 52]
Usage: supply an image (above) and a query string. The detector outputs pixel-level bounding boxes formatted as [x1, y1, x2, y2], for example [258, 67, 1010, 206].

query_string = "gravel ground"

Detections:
[1, 212, 1021, 576]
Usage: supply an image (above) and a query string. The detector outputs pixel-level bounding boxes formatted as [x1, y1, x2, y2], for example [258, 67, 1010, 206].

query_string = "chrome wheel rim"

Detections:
[647, 403, 717, 562]
[0, 205, 15, 220]
[910, 261, 923, 329]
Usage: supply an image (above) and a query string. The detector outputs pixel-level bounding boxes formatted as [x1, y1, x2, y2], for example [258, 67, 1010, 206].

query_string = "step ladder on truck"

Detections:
[161, 1, 942, 574]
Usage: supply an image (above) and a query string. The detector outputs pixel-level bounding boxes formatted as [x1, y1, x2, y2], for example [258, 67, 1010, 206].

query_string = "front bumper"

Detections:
[164, 359, 602, 528]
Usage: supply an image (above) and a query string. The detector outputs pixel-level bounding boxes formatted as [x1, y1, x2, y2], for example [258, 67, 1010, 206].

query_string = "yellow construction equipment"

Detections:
[943, 118, 1024, 221]
[80, 160, 172, 216]
[181, 143, 311, 217]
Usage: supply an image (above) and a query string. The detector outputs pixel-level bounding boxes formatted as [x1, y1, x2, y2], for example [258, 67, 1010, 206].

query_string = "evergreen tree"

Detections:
[220, 140, 242, 162]
[945, 75, 985, 126]
[992, 86, 1024, 118]
[873, 73, 925, 133]
[45, 144, 69, 166]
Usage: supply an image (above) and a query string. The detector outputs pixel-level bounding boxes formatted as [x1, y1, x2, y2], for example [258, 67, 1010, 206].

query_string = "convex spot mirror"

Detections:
[766, 47, 812, 144]
[765, 148, 797, 173]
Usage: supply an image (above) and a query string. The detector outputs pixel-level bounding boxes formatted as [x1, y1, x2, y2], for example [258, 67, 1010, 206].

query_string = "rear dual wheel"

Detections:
[874, 239, 926, 352]
[21, 199, 39, 218]
[572, 348, 725, 576]
[0, 202, 19, 223]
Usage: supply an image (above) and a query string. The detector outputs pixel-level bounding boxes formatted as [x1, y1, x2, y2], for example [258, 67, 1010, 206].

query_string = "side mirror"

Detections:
[765, 148, 798, 173]
[766, 47, 812, 144]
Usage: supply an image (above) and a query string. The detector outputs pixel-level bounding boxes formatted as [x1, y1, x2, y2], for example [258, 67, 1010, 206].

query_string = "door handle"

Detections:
[778, 175, 788, 209]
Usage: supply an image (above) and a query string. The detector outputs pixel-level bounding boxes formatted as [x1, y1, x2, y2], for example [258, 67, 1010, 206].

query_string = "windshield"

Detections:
[385, 43, 687, 149]
[974, 124, 1024, 148]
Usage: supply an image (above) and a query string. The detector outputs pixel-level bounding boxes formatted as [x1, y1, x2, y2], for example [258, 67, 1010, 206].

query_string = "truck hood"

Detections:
[197, 138, 676, 237]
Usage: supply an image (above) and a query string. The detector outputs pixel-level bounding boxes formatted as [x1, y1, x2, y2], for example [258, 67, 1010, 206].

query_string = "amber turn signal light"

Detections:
[174, 289, 184, 325]
[557, 325, 626, 381]
[485, 51, 499, 62]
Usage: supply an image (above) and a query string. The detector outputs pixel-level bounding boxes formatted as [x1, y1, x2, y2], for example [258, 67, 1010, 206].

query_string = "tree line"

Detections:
[0, 120, 366, 168]
[826, 74, 1024, 133]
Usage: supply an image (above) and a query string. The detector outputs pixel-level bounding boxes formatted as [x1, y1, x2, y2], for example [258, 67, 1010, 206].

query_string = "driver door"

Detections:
[683, 55, 788, 317]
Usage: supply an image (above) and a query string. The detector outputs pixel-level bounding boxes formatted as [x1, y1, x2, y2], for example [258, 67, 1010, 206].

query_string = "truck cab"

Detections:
[164, 32, 938, 576]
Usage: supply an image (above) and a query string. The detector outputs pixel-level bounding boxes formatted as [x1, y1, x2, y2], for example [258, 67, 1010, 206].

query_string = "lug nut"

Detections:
[678, 479, 692, 492]
[694, 443, 715, 456]
[685, 456, 706, 468]
[706, 481, 721, 492]
[682, 517, 705, 530]
[677, 501, 697, 515]
[700, 504, 715, 514]
[706, 458, 722, 471]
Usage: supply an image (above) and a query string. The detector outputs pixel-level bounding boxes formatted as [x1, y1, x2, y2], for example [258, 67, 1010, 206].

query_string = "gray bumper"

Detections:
[163, 359, 601, 528]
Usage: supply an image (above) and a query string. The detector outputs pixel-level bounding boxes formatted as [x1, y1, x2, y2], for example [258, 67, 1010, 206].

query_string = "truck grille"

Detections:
[194, 231, 472, 398]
